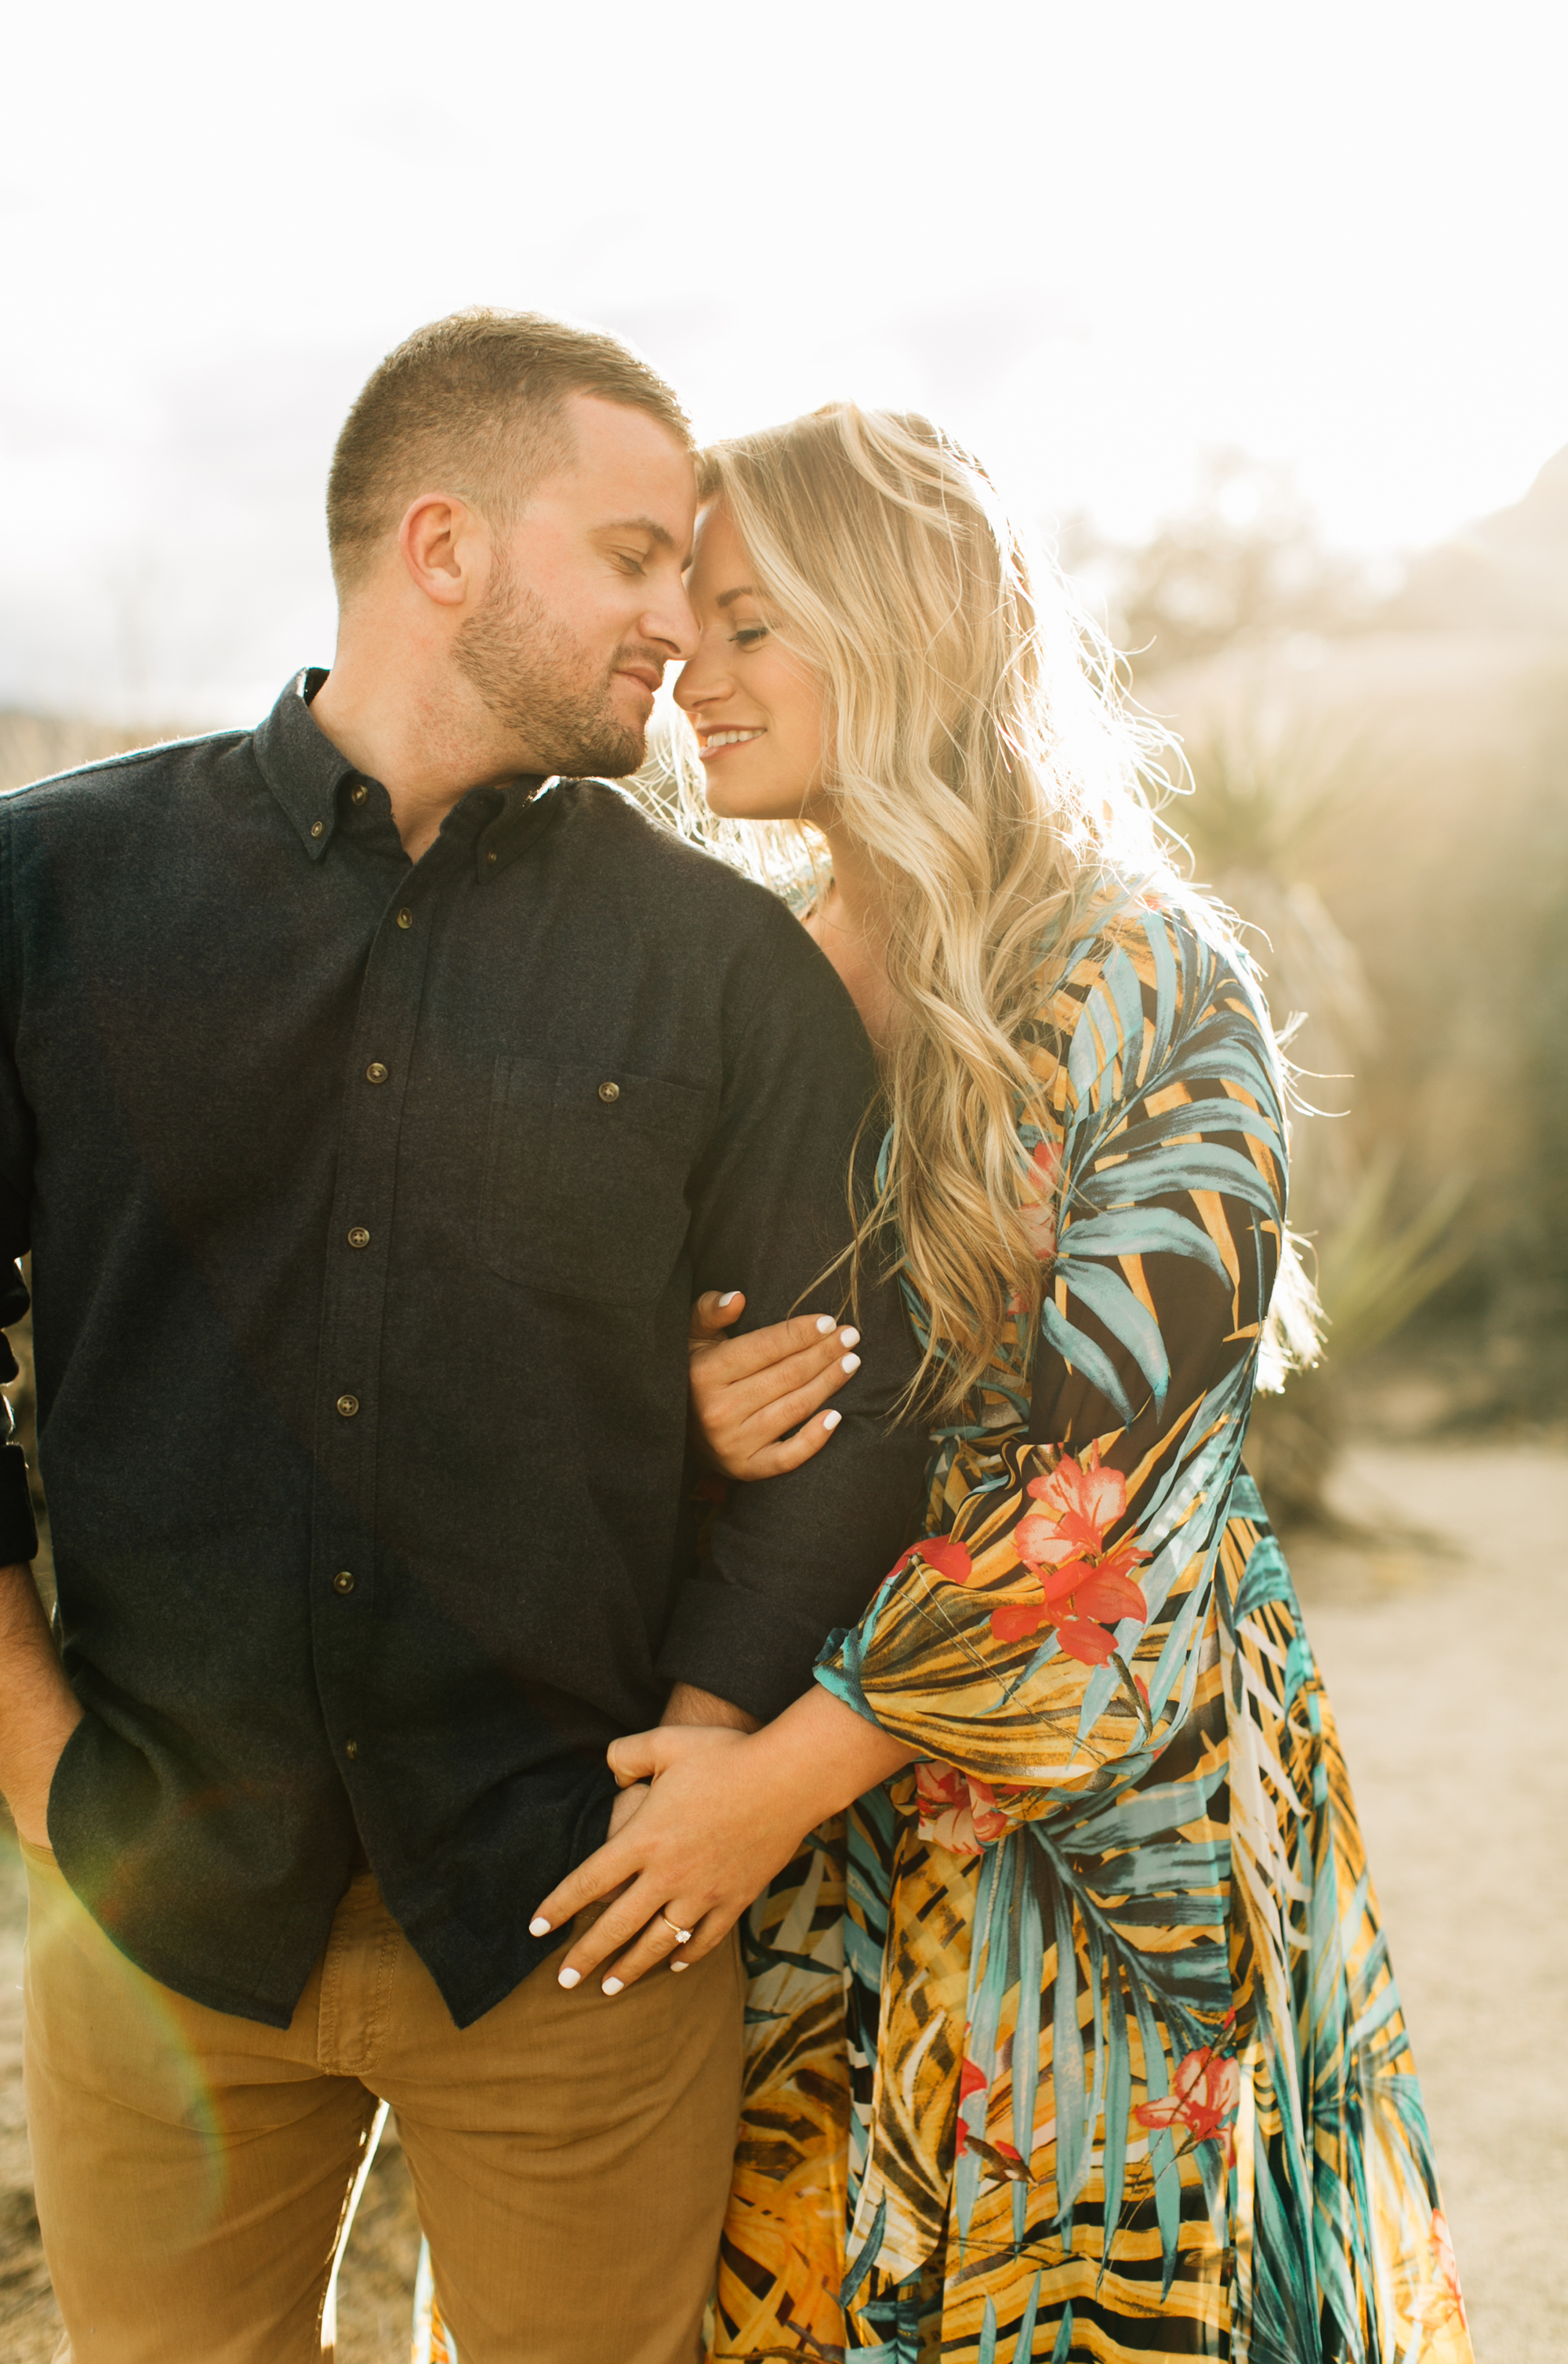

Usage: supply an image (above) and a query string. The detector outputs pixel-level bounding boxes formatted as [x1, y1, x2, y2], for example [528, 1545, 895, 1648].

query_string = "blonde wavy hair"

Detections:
[655, 404, 1316, 1411]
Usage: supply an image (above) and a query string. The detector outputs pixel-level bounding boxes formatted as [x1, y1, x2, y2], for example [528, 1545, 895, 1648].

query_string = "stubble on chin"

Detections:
[452, 566, 646, 780]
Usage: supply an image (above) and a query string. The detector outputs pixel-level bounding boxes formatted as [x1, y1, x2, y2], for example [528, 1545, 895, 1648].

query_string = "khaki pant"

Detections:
[21, 1842, 742, 2363]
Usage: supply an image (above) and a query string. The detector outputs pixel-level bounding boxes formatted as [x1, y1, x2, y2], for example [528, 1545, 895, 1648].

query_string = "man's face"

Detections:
[453, 394, 699, 778]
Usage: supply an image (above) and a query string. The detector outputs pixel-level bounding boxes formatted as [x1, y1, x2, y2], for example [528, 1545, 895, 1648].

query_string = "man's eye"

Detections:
[731, 624, 769, 649]
[614, 550, 649, 576]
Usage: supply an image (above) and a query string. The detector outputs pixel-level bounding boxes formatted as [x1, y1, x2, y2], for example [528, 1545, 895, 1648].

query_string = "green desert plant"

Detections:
[1244, 1156, 1471, 1528]
[1171, 718, 1471, 1524]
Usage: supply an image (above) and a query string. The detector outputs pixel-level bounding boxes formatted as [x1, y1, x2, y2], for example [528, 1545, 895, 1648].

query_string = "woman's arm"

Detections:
[529, 1690, 917, 1992]
[815, 913, 1289, 1808]
[688, 1290, 861, 1479]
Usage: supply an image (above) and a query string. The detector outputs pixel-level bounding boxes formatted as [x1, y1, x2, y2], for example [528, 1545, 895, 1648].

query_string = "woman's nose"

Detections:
[673, 654, 731, 714]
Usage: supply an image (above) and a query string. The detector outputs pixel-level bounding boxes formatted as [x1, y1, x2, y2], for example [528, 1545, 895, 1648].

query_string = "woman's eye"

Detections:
[731, 624, 769, 649]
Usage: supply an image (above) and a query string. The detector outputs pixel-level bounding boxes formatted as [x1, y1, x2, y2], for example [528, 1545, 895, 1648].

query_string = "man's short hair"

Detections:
[326, 308, 692, 597]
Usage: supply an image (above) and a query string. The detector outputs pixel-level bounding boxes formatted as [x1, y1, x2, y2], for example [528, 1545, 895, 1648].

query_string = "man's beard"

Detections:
[452, 557, 649, 779]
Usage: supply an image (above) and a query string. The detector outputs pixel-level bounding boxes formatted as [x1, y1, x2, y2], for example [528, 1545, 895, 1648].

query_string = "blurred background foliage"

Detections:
[2, 448, 1566, 1539]
[1079, 445, 1568, 1520]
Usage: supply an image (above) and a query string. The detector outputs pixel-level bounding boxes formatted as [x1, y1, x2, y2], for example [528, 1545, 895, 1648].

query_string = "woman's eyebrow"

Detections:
[716, 585, 758, 609]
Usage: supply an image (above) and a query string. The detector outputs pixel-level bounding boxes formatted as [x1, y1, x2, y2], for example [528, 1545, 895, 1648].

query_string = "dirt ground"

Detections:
[0, 1437, 1561, 2362]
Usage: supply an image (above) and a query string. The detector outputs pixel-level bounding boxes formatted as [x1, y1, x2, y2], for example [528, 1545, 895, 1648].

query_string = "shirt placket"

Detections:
[310, 862, 443, 1772]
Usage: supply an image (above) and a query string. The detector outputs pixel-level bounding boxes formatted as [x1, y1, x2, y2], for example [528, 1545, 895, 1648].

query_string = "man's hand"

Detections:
[530, 1687, 918, 1995]
[607, 1781, 650, 1837]
[660, 1681, 758, 1734]
[607, 1679, 752, 1856]
[0, 1562, 82, 1848]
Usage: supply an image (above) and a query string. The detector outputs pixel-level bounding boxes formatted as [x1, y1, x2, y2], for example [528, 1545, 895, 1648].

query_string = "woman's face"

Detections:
[673, 503, 830, 824]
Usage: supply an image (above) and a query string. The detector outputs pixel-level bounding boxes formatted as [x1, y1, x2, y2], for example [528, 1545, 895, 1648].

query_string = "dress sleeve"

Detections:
[815, 908, 1285, 1821]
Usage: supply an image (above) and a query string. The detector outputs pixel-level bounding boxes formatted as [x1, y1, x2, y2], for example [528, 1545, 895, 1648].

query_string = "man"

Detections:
[0, 310, 923, 2362]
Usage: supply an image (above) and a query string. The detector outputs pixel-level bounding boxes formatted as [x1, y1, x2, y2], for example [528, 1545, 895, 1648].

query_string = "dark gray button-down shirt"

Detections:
[2, 670, 923, 2028]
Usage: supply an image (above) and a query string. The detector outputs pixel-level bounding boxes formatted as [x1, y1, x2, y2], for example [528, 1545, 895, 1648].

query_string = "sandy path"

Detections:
[1290, 1442, 1568, 2364]
[0, 1440, 1559, 2359]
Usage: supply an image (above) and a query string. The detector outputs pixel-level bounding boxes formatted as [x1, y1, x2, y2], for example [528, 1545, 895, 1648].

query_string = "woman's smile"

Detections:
[697, 726, 767, 759]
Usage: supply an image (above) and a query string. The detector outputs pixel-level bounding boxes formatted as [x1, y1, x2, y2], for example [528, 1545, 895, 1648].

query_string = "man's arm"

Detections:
[655, 903, 927, 1726]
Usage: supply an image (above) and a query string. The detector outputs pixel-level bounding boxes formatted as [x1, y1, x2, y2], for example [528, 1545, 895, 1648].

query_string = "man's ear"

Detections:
[398, 493, 486, 610]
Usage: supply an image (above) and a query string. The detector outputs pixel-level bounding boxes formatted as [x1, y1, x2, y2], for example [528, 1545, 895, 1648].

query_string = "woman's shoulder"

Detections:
[1023, 891, 1277, 1113]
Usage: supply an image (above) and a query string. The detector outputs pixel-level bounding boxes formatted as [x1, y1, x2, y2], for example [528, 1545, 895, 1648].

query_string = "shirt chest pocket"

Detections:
[477, 1056, 710, 1305]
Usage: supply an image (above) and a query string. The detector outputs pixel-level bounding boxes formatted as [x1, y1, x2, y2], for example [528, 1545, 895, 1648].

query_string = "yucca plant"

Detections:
[1243, 1156, 1472, 1528]
[1171, 717, 1471, 1527]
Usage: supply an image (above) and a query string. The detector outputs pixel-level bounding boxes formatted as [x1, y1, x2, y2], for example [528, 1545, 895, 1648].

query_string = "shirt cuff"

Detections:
[655, 1578, 831, 1727]
[0, 1446, 38, 1564]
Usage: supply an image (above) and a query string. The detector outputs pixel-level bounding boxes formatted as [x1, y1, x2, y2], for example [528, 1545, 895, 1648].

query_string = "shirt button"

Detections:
[310, 821, 325, 839]
[396, 908, 413, 929]
[365, 1062, 388, 1085]
[345, 1738, 359, 1759]
[350, 783, 368, 806]
[336, 1393, 360, 1418]
[332, 1570, 355, 1594]
[598, 1080, 620, 1103]
[347, 1226, 370, 1249]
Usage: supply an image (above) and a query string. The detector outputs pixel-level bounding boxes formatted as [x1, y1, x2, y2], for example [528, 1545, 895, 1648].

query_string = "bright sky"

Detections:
[5, 0, 1566, 720]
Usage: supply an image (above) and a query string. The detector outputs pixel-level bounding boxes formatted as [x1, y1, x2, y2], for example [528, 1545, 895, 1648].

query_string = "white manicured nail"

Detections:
[557, 1966, 581, 1988]
[822, 1409, 841, 1431]
[602, 1977, 624, 1995]
[840, 1353, 861, 1374]
[718, 1291, 737, 1305]
[815, 1315, 835, 1335]
[529, 1916, 551, 1936]
[839, 1328, 859, 1348]
[670, 1959, 690, 1972]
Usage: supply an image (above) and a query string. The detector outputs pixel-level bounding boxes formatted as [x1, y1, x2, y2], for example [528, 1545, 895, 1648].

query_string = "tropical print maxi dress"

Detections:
[710, 905, 1470, 2364]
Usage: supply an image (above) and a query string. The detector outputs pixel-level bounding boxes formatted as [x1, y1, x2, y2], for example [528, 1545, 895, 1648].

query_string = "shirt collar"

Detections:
[251, 669, 550, 872]
[252, 669, 361, 861]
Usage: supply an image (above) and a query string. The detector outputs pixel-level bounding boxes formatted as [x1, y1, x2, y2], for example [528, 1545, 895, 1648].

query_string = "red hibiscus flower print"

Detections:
[994, 1440, 1150, 1661]
[957, 2127, 1029, 2180]
[955, 2053, 1027, 2184]
[1134, 2046, 1240, 2164]
[1018, 1136, 1062, 1262]
[887, 1534, 973, 1586]
[1425, 2210, 1468, 2333]
[914, 1761, 1012, 1856]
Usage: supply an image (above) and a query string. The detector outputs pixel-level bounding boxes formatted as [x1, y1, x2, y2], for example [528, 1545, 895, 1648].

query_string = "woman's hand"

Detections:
[688, 1290, 862, 1480]
[531, 1689, 917, 1994]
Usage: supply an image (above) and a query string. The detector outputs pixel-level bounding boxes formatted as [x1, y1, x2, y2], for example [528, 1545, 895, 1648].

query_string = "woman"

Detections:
[532, 409, 1470, 2362]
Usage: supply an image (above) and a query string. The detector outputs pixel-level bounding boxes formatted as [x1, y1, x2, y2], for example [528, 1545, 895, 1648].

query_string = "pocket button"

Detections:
[597, 1080, 620, 1103]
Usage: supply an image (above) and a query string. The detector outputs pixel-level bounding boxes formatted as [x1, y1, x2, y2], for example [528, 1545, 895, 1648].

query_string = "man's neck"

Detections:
[309, 652, 522, 863]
